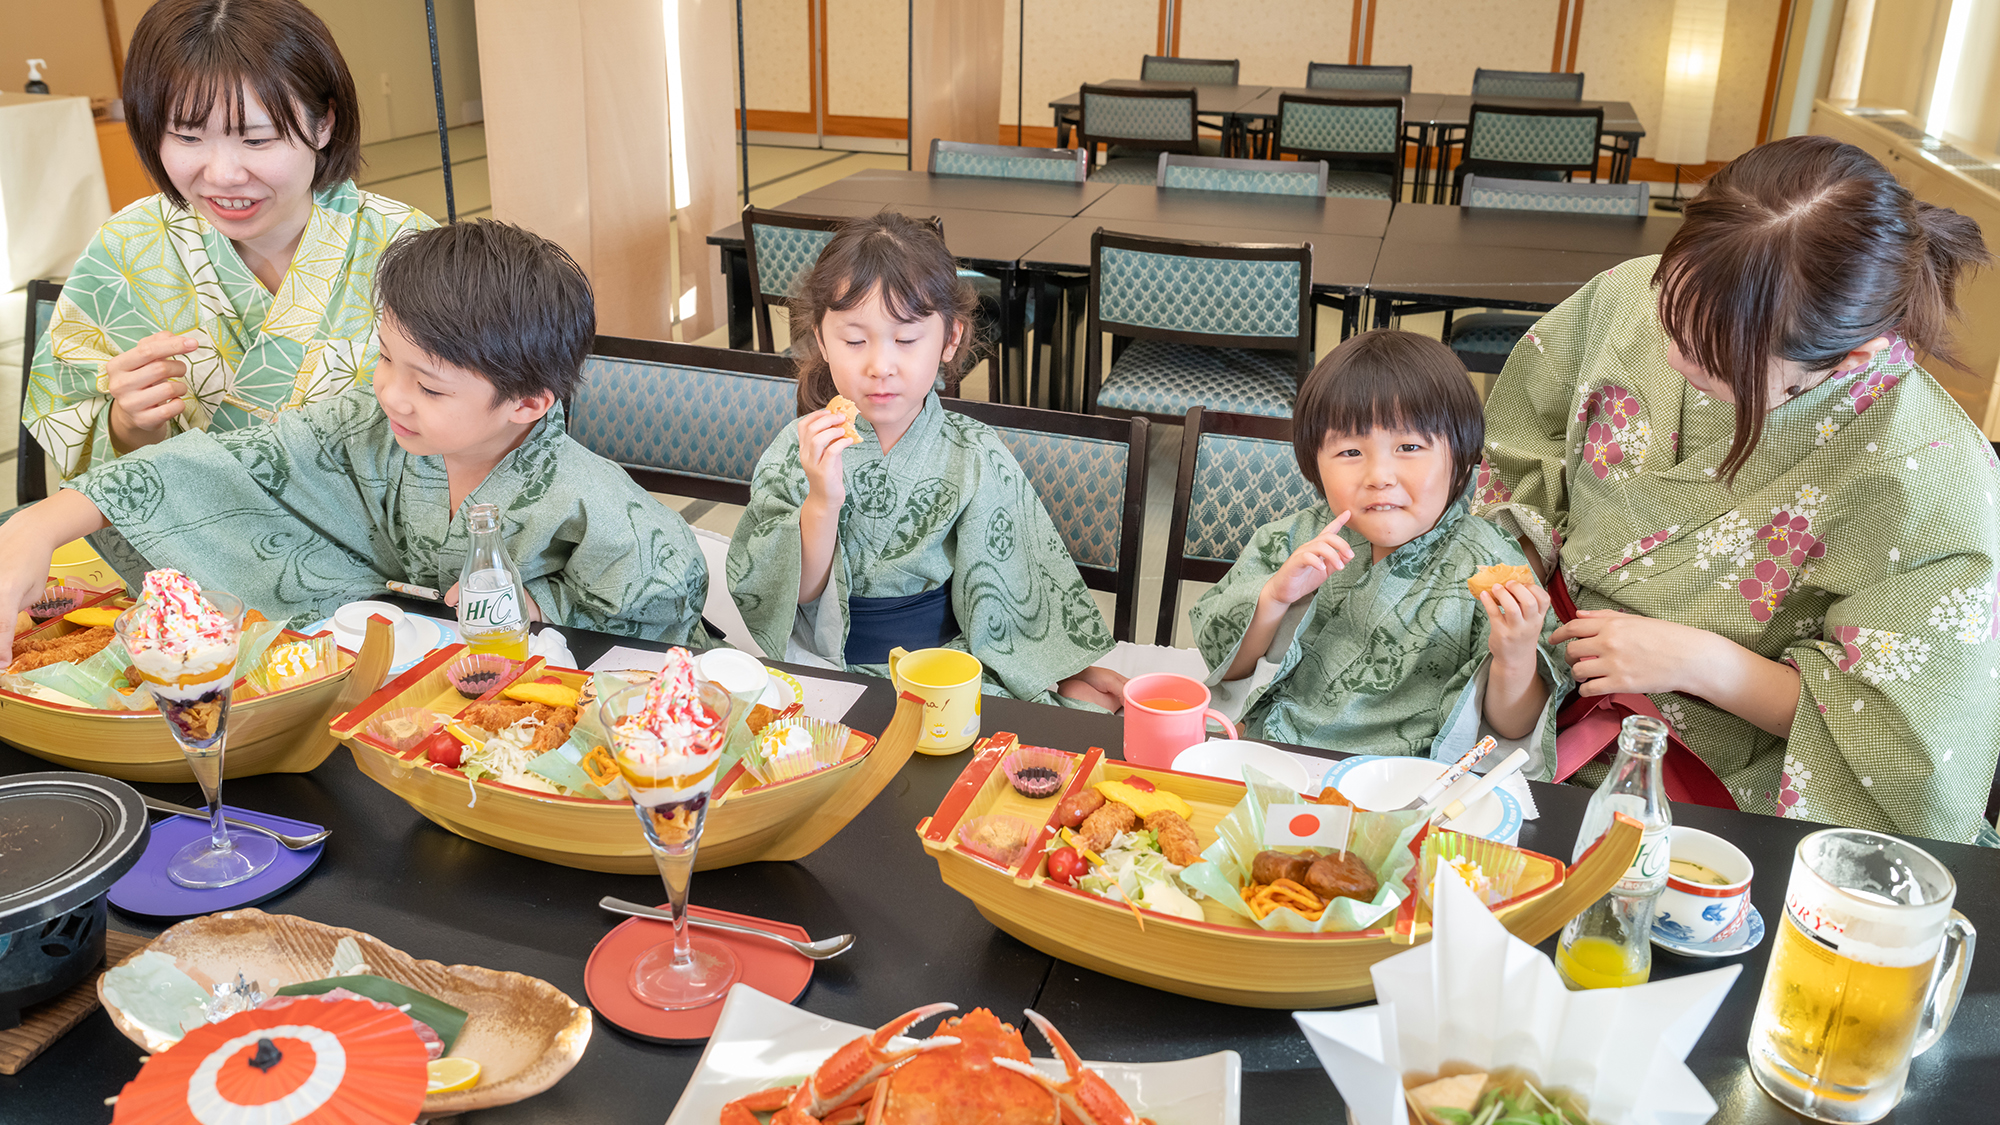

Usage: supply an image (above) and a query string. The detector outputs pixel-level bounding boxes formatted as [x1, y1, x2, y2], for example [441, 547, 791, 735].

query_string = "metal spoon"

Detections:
[598, 896, 855, 960]
[141, 795, 331, 850]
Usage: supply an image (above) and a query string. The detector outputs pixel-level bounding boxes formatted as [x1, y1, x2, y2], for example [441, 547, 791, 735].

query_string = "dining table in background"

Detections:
[5, 614, 1997, 1124]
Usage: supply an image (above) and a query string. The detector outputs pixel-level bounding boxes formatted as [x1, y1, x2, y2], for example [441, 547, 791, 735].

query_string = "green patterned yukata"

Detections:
[1192, 492, 1569, 768]
[727, 392, 1114, 705]
[27, 181, 434, 479]
[67, 386, 709, 645]
[1479, 256, 2000, 843]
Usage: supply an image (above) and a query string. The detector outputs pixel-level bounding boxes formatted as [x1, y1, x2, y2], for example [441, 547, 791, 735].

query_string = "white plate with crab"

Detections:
[664, 984, 1240, 1125]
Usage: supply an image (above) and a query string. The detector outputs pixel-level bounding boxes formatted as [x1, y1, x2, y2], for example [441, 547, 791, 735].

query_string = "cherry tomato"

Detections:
[1045, 847, 1085, 887]
[422, 731, 465, 768]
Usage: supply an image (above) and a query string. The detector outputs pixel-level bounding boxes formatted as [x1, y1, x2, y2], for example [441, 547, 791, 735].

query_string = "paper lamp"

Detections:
[1653, 0, 1729, 210]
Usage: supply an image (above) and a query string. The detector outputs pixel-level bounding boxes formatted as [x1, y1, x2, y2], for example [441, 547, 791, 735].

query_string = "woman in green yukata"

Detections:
[25, 0, 434, 482]
[726, 214, 1129, 710]
[1191, 331, 1570, 765]
[1476, 135, 2000, 845]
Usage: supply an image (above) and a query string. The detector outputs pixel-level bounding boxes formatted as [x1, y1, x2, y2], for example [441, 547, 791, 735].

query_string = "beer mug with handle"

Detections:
[1748, 828, 1976, 1123]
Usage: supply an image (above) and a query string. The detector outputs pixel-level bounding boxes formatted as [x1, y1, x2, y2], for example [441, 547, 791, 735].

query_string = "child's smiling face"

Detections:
[815, 285, 961, 449]
[1316, 427, 1456, 561]
[372, 312, 551, 462]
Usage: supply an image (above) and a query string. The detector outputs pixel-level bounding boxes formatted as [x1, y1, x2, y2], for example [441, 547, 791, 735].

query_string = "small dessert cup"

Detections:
[757, 717, 855, 783]
[1001, 745, 1072, 799]
[445, 652, 520, 699]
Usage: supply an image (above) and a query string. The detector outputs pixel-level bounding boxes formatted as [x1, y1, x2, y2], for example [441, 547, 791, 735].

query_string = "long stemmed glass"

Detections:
[600, 675, 742, 1009]
[114, 590, 277, 888]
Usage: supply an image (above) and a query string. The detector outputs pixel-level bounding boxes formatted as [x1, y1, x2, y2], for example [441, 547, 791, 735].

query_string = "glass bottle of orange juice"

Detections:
[456, 504, 530, 660]
[1555, 716, 1672, 990]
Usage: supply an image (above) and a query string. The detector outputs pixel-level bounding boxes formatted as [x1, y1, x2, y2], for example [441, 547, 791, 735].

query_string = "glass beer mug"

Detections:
[1748, 828, 1976, 1123]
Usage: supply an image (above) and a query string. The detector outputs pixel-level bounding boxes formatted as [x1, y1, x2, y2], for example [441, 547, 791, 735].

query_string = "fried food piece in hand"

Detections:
[1145, 809, 1203, 865]
[1077, 801, 1139, 852]
[827, 395, 862, 443]
[1252, 850, 1313, 886]
[7, 625, 115, 673]
[1304, 851, 1380, 903]
[1466, 564, 1536, 598]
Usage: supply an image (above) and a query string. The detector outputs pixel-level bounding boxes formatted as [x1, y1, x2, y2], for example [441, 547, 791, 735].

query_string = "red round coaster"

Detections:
[585, 904, 814, 1042]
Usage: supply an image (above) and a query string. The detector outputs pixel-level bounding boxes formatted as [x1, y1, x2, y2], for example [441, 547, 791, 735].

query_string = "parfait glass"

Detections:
[599, 676, 742, 1009]
[114, 590, 278, 889]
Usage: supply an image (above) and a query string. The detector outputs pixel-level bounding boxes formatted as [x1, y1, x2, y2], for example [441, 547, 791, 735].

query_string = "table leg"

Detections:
[1373, 295, 1392, 330]
[723, 249, 752, 350]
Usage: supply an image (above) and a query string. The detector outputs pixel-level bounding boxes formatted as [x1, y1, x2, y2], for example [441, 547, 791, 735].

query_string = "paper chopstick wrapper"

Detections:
[1295, 865, 1740, 1125]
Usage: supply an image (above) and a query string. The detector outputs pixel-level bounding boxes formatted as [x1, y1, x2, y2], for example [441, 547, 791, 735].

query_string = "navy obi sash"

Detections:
[844, 581, 961, 666]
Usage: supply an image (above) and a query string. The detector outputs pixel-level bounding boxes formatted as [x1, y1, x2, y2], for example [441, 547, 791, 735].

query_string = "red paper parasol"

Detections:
[112, 996, 429, 1125]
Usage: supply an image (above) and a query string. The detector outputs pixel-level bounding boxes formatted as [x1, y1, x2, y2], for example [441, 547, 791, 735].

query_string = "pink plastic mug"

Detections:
[1122, 673, 1237, 769]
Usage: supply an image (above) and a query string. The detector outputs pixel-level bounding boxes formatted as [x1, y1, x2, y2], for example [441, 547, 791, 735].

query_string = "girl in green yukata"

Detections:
[1478, 135, 2000, 844]
[1192, 331, 1570, 767]
[26, 0, 435, 482]
[726, 213, 1129, 710]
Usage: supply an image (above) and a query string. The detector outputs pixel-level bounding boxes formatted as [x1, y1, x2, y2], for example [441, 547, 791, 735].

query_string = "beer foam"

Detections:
[1786, 895, 1946, 968]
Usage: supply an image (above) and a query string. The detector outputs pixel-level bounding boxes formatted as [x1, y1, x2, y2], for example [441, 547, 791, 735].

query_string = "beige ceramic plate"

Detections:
[97, 908, 591, 1115]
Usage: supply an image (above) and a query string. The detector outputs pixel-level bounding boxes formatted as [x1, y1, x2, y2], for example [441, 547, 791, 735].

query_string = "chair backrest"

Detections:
[16, 278, 61, 505]
[1305, 62, 1412, 94]
[1076, 83, 1201, 159]
[1461, 173, 1649, 216]
[1472, 68, 1584, 100]
[942, 398, 1149, 642]
[1141, 54, 1239, 85]
[1460, 103, 1603, 178]
[1157, 406, 1319, 644]
[929, 139, 1088, 182]
[741, 206, 844, 354]
[1274, 94, 1404, 172]
[569, 335, 799, 506]
[1157, 153, 1328, 196]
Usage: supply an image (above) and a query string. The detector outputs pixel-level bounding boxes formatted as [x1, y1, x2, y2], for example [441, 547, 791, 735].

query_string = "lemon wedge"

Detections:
[427, 1056, 481, 1093]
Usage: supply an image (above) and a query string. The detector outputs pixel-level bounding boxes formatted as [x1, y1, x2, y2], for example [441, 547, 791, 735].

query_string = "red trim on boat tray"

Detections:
[478, 655, 543, 703]
[1015, 745, 1098, 881]
[333, 644, 461, 733]
[924, 734, 1014, 843]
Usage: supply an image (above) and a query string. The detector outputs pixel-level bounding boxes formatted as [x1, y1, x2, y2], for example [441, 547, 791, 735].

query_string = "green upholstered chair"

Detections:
[1142, 54, 1240, 151]
[943, 398, 1150, 642]
[1157, 153, 1328, 196]
[1305, 62, 1413, 93]
[1448, 103, 1604, 201]
[15, 279, 61, 505]
[1077, 83, 1207, 184]
[1471, 68, 1584, 99]
[929, 140, 1089, 182]
[569, 336, 798, 506]
[1085, 230, 1314, 426]
[741, 207, 842, 356]
[1444, 175, 1650, 374]
[1156, 406, 1318, 644]
[1272, 94, 1404, 201]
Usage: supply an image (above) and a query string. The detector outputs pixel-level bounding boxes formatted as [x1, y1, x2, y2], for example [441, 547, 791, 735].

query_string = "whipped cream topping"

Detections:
[611, 647, 721, 771]
[127, 569, 233, 657]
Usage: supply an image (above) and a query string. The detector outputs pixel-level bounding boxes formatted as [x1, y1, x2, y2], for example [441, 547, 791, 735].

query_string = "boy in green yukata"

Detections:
[1191, 330, 1570, 772]
[0, 221, 710, 662]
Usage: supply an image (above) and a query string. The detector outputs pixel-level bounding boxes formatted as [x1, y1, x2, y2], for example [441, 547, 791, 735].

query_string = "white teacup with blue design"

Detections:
[1653, 825, 1754, 946]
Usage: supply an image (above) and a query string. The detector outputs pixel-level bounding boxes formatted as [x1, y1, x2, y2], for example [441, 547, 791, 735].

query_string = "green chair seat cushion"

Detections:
[1447, 311, 1539, 354]
[1096, 339, 1297, 418]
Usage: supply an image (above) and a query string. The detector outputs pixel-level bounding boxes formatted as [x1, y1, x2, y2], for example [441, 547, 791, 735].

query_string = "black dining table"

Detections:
[7, 616, 1999, 1124]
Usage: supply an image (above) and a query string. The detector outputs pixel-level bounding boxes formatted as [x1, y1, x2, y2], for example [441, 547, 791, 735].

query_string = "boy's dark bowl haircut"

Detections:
[374, 221, 595, 405]
[1291, 329, 1484, 501]
[124, 0, 363, 209]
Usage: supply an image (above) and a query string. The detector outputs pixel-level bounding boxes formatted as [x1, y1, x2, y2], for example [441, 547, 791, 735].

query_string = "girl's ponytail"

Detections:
[1900, 201, 1991, 370]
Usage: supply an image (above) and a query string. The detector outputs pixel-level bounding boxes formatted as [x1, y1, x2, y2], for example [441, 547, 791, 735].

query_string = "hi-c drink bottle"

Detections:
[1555, 714, 1673, 989]
[457, 503, 531, 660]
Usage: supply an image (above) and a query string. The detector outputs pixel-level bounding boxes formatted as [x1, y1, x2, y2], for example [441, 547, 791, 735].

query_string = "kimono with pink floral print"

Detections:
[1478, 256, 2000, 845]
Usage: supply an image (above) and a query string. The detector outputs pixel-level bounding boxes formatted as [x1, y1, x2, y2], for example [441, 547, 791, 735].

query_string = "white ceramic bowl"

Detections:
[1319, 755, 1523, 843]
[321, 600, 435, 670]
[1172, 739, 1315, 793]
[698, 648, 771, 701]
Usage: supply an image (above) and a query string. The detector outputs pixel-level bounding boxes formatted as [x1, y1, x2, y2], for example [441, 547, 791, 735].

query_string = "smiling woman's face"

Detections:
[158, 84, 328, 256]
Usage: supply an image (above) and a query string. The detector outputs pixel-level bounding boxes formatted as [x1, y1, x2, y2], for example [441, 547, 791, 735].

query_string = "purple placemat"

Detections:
[109, 806, 325, 918]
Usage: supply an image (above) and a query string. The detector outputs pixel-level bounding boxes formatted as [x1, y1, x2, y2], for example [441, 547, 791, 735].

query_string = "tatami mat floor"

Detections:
[357, 123, 492, 222]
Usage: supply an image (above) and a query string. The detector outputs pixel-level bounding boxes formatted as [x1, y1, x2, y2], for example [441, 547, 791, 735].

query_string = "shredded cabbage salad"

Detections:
[1074, 829, 1206, 922]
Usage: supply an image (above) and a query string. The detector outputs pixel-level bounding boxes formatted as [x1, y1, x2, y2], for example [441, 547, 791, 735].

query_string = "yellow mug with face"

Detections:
[887, 647, 983, 754]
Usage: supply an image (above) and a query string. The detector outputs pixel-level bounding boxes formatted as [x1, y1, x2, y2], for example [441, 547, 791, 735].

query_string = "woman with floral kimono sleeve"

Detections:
[1476, 135, 2000, 845]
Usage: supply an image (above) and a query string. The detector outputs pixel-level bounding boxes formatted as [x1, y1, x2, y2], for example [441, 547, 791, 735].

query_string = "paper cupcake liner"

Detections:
[370, 707, 448, 755]
[246, 635, 338, 696]
[756, 717, 856, 783]
[446, 653, 522, 699]
[957, 814, 1035, 868]
[27, 584, 105, 620]
[1417, 829, 1531, 908]
[1000, 745, 1072, 799]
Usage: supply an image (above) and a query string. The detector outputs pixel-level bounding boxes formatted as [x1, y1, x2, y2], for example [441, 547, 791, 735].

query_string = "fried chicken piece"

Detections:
[525, 706, 578, 753]
[459, 699, 579, 753]
[1077, 801, 1139, 853]
[1144, 809, 1203, 866]
[6, 626, 115, 673]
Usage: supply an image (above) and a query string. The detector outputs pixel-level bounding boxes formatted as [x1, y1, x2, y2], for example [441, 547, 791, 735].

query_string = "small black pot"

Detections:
[0, 772, 149, 1028]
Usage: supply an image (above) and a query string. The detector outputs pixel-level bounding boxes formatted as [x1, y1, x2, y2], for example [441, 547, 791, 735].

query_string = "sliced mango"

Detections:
[1094, 779, 1193, 820]
[500, 681, 580, 708]
[62, 606, 123, 628]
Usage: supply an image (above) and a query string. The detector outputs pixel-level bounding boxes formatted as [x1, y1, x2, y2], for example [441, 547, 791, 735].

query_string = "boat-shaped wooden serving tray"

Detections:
[330, 645, 922, 873]
[0, 587, 395, 783]
[919, 733, 1641, 1008]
